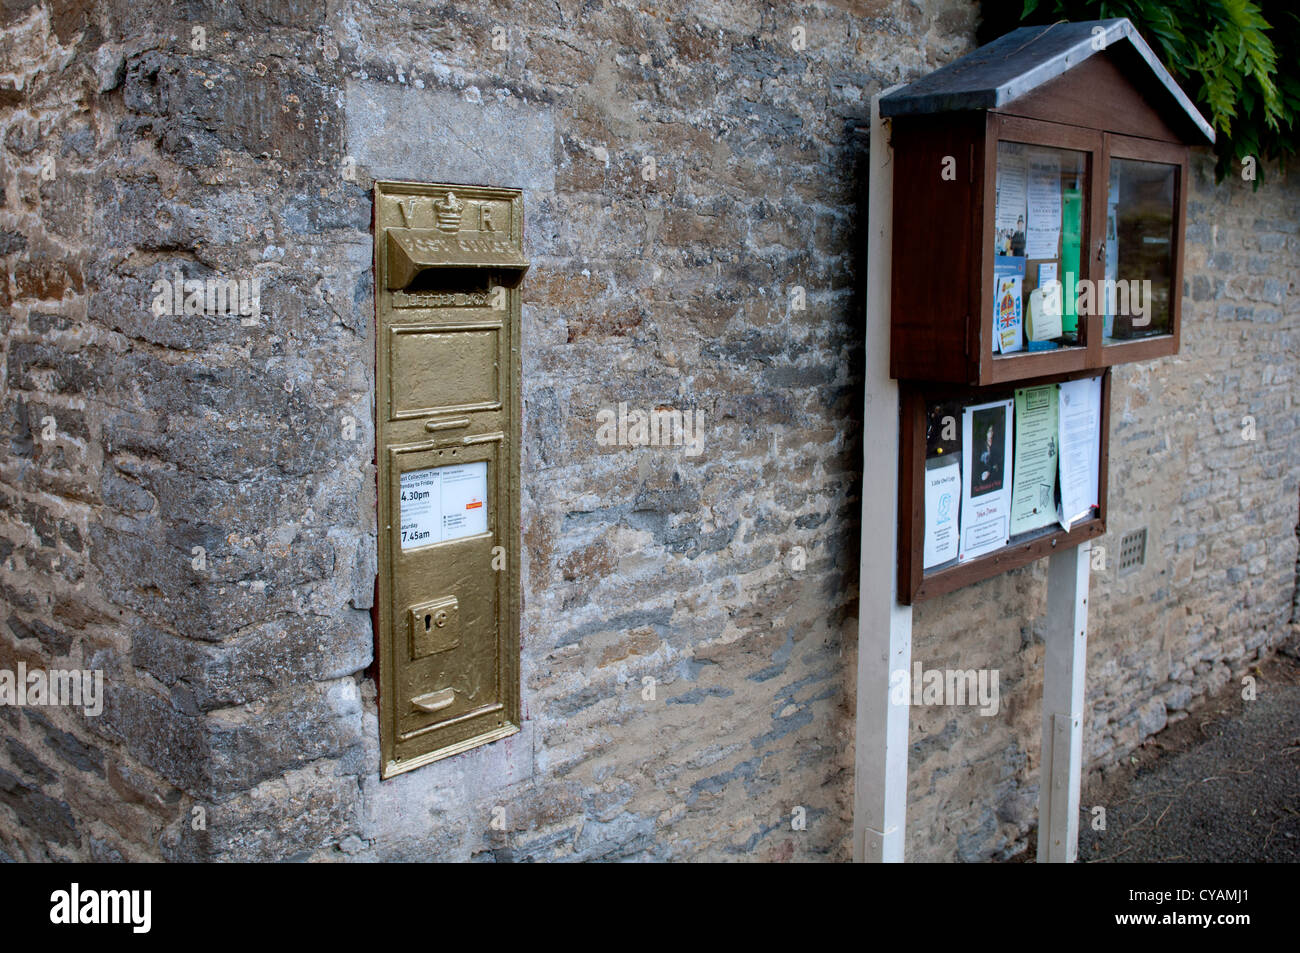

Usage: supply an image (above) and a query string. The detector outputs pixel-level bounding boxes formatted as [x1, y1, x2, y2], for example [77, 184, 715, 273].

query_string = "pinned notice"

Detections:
[995, 142, 1028, 256]
[993, 256, 1025, 354]
[959, 399, 1014, 562]
[996, 274, 1024, 353]
[1057, 377, 1102, 530]
[1009, 385, 1059, 535]
[399, 461, 489, 548]
[1027, 285, 1063, 343]
[923, 460, 961, 568]
[1025, 150, 1062, 260]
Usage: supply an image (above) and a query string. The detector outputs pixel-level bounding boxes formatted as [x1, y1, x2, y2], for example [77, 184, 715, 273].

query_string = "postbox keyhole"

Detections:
[424, 614, 431, 632]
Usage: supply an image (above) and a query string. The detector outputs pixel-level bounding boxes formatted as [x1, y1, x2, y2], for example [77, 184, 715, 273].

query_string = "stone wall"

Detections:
[0, 0, 1294, 863]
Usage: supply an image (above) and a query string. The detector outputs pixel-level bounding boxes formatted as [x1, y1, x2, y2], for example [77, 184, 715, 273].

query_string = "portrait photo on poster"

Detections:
[971, 406, 1008, 497]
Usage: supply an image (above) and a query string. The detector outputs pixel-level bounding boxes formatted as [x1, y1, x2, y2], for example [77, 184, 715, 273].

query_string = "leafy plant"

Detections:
[979, 1, 1298, 181]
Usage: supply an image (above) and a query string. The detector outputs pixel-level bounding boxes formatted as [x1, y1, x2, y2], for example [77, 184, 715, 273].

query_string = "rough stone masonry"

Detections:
[0, 0, 1295, 862]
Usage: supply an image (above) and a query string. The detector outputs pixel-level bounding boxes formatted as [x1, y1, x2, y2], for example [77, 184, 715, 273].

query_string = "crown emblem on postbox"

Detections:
[433, 191, 465, 232]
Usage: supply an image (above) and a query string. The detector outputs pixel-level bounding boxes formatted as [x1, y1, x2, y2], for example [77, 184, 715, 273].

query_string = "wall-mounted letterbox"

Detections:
[881, 18, 1214, 387]
[374, 180, 526, 777]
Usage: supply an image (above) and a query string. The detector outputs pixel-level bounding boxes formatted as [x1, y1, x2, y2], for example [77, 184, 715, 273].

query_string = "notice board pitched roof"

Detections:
[879, 18, 1214, 144]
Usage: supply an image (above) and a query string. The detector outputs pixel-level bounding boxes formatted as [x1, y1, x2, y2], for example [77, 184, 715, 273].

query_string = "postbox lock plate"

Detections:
[409, 595, 460, 659]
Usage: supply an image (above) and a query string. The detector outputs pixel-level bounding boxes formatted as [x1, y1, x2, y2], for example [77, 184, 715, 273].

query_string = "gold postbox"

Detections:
[374, 180, 525, 777]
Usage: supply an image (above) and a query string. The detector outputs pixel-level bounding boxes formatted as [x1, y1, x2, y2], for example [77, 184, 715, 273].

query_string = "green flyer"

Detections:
[1010, 384, 1060, 535]
[1061, 186, 1082, 337]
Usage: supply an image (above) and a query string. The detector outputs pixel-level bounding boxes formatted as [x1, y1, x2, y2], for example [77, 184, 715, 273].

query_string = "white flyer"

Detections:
[399, 461, 489, 549]
[959, 399, 1014, 562]
[1057, 377, 1102, 530]
[1027, 286, 1063, 342]
[1025, 150, 1062, 260]
[995, 143, 1028, 236]
[923, 460, 961, 569]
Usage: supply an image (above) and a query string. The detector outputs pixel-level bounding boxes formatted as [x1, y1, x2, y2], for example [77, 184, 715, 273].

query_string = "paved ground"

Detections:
[1071, 638, 1300, 863]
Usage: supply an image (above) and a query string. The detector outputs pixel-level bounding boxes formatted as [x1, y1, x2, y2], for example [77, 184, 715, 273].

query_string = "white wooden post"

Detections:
[854, 90, 912, 864]
[1037, 540, 1091, 863]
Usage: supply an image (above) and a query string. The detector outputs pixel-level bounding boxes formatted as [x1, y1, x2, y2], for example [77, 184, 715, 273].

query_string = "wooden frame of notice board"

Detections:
[898, 369, 1111, 604]
[888, 58, 1192, 388]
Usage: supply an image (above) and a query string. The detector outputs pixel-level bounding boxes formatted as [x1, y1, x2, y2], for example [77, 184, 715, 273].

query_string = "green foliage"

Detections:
[979, 1, 1298, 181]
